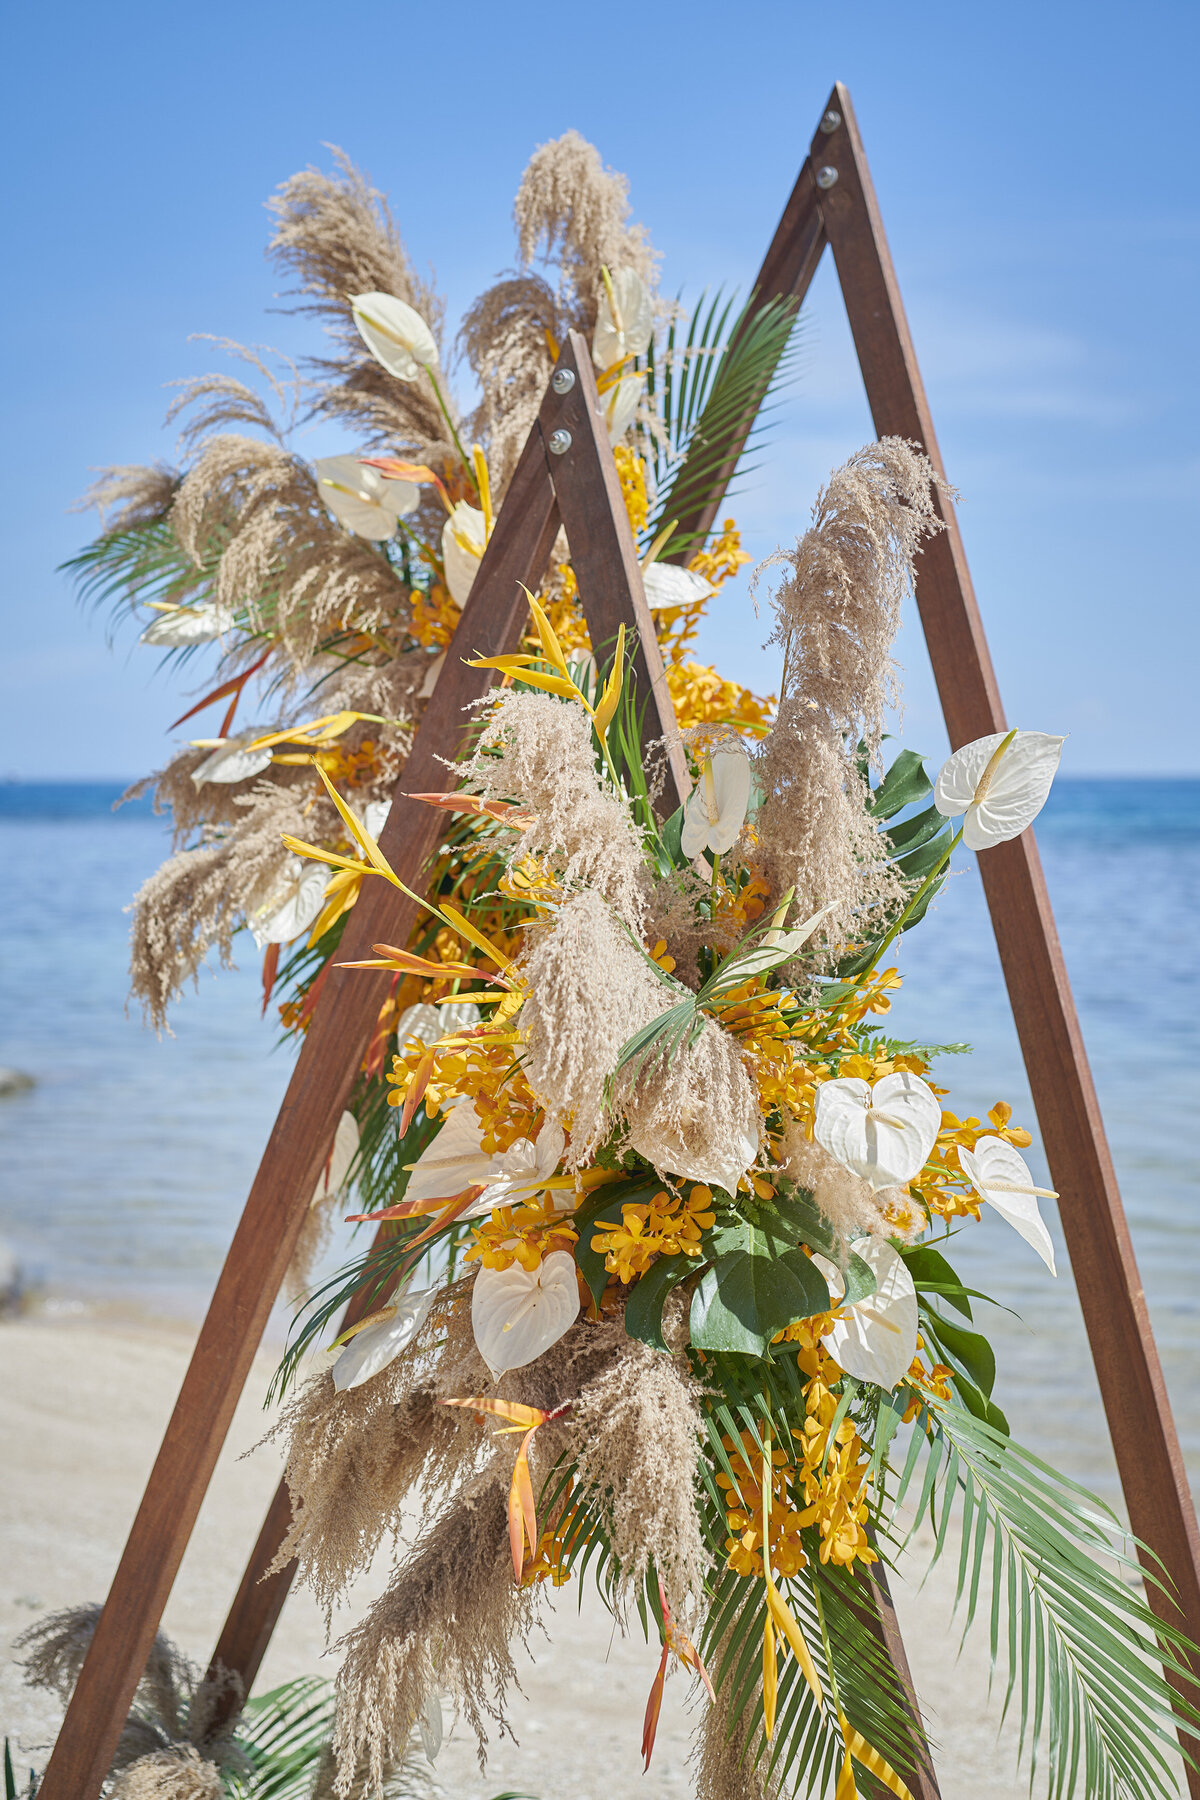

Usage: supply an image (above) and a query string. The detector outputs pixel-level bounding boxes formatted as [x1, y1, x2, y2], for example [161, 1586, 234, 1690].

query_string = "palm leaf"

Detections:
[643, 290, 805, 560]
[896, 1396, 1200, 1799]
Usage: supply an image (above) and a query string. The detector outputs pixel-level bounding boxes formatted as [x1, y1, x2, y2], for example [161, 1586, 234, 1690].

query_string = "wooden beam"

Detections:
[539, 333, 690, 808]
[665, 150, 826, 556]
[812, 80, 1200, 1781]
[35, 402, 565, 1800]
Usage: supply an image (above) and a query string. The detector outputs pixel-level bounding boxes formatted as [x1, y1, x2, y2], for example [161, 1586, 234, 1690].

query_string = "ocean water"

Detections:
[0, 776, 1196, 1502]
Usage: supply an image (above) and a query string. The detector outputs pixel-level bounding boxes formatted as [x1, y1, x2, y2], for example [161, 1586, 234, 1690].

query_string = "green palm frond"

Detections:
[64, 519, 221, 646]
[228, 1675, 336, 1799]
[643, 290, 805, 559]
[897, 1397, 1200, 1800]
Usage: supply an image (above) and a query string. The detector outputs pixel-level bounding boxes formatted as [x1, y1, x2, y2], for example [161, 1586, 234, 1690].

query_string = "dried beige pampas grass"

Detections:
[126, 781, 338, 1029]
[463, 130, 659, 491]
[267, 1281, 491, 1620]
[169, 432, 410, 672]
[76, 463, 180, 533]
[693, 1646, 780, 1800]
[514, 130, 657, 323]
[520, 889, 669, 1164]
[331, 1463, 537, 1794]
[465, 690, 651, 929]
[619, 1016, 762, 1197]
[564, 1335, 708, 1620]
[108, 1749, 224, 1800]
[267, 148, 453, 468]
[752, 438, 947, 953]
[779, 1126, 914, 1245]
[459, 273, 560, 493]
[17, 1607, 243, 1791]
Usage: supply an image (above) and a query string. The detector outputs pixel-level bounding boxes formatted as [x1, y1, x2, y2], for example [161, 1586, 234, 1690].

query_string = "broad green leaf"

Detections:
[882, 801, 946, 854]
[866, 749, 933, 819]
[623, 1253, 698, 1349]
[924, 1307, 997, 1397]
[902, 1244, 974, 1320]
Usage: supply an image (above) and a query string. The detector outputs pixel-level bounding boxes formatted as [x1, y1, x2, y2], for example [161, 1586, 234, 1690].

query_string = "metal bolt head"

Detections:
[815, 165, 839, 190]
[819, 108, 842, 135]
[551, 368, 576, 394]
[548, 428, 572, 455]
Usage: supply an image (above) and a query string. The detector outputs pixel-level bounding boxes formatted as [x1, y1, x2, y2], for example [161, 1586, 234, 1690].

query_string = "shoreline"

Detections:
[6, 1310, 1178, 1798]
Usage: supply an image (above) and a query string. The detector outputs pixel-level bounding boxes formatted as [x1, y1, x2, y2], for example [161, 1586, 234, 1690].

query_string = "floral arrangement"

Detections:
[73, 134, 1199, 1800]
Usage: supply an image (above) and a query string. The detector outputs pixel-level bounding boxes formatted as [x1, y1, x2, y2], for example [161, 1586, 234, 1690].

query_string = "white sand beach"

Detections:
[0, 1308, 1093, 1800]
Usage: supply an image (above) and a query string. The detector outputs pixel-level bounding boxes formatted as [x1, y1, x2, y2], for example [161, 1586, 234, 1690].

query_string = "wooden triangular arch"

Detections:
[38, 83, 1200, 1800]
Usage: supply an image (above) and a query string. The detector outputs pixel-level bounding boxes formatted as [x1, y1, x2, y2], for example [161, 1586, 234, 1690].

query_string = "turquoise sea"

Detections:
[0, 776, 1196, 1503]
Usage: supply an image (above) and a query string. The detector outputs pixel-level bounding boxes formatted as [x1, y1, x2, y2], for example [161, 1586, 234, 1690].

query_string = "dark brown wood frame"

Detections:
[37, 81, 1199, 1800]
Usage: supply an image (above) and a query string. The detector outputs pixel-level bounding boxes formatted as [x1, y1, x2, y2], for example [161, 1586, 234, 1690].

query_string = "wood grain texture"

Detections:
[36, 415, 564, 1800]
[814, 80, 1200, 1775]
[539, 332, 689, 811]
[666, 161, 825, 556]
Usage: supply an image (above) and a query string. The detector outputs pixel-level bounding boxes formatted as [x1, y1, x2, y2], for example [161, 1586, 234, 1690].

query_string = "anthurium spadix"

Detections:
[140, 602, 234, 646]
[313, 455, 418, 540]
[934, 729, 1064, 850]
[312, 1109, 359, 1206]
[249, 856, 328, 948]
[472, 1250, 581, 1377]
[813, 1240, 919, 1389]
[681, 741, 752, 859]
[814, 1071, 942, 1192]
[330, 1285, 436, 1391]
[959, 1135, 1058, 1273]
[350, 292, 439, 380]
[441, 501, 487, 606]
[592, 266, 653, 372]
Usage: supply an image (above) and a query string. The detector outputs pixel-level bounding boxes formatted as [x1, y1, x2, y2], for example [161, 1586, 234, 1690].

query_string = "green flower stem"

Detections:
[861, 825, 963, 979]
[426, 367, 476, 491]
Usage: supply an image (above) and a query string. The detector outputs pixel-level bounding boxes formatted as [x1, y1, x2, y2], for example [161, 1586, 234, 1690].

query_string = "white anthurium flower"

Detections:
[660, 1115, 760, 1200]
[314, 454, 419, 540]
[418, 1692, 443, 1764]
[642, 563, 717, 611]
[472, 1249, 581, 1378]
[363, 799, 392, 839]
[350, 291, 439, 380]
[249, 856, 328, 949]
[190, 739, 274, 788]
[403, 1099, 493, 1207]
[812, 1240, 918, 1390]
[959, 1136, 1058, 1274]
[140, 603, 234, 646]
[814, 1071, 942, 1192]
[441, 501, 487, 606]
[474, 1118, 567, 1214]
[330, 1285, 436, 1392]
[404, 1103, 566, 1221]
[934, 729, 1064, 850]
[313, 1109, 360, 1206]
[602, 374, 643, 444]
[395, 998, 481, 1051]
[419, 651, 446, 698]
[592, 267, 654, 372]
[681, 742, 752, 859]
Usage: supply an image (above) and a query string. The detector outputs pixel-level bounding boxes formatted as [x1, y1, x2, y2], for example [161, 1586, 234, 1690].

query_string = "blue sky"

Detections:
[1, 0, 1196, 778]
